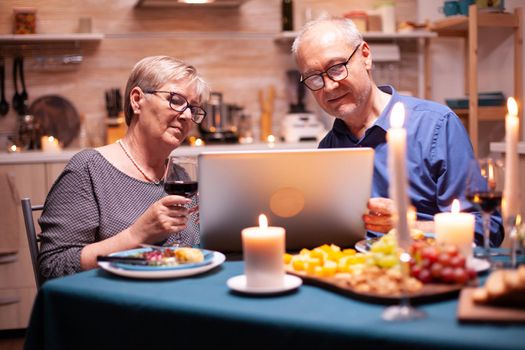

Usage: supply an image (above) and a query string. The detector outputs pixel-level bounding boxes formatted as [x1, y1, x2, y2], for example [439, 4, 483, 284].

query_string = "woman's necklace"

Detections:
[117, 139, 162, 185]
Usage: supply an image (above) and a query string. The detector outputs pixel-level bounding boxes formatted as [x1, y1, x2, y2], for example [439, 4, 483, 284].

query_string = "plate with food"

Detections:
[355, 230, 435, 254]
[98, 247, 225, 279]
[355, 231, 489, 273]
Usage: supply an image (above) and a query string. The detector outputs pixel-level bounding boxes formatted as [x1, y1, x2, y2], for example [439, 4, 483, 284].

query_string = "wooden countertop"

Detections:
[0, 141, 318, 165]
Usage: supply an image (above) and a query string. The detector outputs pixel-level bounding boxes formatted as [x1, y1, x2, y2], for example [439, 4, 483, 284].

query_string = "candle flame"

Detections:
[451, 199, 460, 214]
[267, 135, 275, 143]
[48, 136, 55, 142]
[9, 145, 17, 152]
[390, 102, 405, 128]
[258, 214, 268, 228]
[507, 97, 518, 116]
[516, 214, 522, 227]
[488, 162, 494, 181]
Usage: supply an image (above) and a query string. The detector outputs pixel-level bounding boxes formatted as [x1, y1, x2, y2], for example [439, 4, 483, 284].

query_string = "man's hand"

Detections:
[362, 197, 395, 233]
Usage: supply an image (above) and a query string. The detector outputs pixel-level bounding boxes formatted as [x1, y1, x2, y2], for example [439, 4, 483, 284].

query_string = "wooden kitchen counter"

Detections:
[0, 141, 318, 165]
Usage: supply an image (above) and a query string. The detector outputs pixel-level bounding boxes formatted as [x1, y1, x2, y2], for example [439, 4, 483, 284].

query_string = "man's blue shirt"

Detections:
[318, 86, 503, 246]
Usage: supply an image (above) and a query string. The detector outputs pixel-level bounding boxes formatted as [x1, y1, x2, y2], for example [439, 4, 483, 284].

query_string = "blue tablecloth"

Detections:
[24, 258, 525, 350]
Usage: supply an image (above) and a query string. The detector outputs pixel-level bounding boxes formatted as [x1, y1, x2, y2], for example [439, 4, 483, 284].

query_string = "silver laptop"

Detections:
[198, 148, 374, 253]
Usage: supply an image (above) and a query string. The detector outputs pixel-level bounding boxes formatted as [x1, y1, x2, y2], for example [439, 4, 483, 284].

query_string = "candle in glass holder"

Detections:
[41, 136, 62, 152]
[434, 199, 475, 258]
[241, 214, 285, 288]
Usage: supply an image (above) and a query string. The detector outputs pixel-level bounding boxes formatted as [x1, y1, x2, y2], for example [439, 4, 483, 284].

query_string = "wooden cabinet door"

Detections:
[0, 163, 49, 329]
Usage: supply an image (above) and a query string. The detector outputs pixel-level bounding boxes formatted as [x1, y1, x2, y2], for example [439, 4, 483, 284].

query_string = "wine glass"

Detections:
[465, 158, 504, 261]
[382, 251, 426, 321]
[164, 156, 198, 246]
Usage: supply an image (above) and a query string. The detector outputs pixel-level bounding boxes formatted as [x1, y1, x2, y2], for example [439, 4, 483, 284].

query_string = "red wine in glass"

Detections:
[466, 191, 502, 214]
[164, 180, 198, 198]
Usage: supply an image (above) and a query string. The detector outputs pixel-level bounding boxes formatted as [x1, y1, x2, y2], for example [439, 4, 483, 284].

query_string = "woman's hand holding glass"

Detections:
[163, 156, 199, 245]
[128, 195, 192, 246]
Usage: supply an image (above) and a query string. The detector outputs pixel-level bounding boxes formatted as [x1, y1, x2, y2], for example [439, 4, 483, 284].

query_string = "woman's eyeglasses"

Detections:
[144, 90, 207, 124]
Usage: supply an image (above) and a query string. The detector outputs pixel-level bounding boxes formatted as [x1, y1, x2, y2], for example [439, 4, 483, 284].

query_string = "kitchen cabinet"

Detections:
[0, 160, 67, 330]
[430, 5, 523, 156]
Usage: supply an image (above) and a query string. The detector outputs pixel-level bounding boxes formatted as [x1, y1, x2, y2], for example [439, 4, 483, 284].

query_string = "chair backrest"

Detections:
[21, 198, 44, 289]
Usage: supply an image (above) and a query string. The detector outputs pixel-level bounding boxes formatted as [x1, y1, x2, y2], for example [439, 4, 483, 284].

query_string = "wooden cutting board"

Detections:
[29, 95, 80, 147]
[457, 288, 525, 323]
[285, 266, 470, 305]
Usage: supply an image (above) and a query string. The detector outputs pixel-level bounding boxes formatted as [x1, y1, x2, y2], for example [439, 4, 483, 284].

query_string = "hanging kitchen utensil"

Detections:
[19, 56, 28, 106]
[0, 57, 9, 116]
[29, 95, 81, 147]
[12, 57, 22, 115]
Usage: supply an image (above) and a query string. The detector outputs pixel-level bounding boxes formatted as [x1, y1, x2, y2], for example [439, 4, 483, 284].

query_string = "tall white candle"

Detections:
[502, 97, 519, 223]
[241, 214, 285, 288]
[434, 199, 475, 259]
[387, 102, 411, 250]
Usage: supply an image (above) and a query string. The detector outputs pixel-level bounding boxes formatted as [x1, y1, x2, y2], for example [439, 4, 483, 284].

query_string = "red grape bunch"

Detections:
[408, 241, 477, 284]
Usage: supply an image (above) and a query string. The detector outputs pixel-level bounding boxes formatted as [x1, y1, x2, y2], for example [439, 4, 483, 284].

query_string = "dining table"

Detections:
[24, 250, 525, 350]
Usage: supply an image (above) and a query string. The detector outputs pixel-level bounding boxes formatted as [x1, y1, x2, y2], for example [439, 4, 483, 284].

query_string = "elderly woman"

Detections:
[38, 56, 209, 280]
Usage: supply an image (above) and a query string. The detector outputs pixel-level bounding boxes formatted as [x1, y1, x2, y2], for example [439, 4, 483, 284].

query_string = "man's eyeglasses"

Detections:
[301, 43, 362, 91]
[144, 90, 207, 124]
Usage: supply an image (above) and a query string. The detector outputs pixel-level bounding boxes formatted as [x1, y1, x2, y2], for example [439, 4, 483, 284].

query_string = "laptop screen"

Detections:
[198, 148, 374, 253]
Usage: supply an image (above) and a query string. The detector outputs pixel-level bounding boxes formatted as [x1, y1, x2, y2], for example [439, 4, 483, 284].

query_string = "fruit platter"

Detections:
[284, 232, 478, 304]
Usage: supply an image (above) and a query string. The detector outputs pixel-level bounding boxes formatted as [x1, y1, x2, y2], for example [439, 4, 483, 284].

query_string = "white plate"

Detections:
[355, 233, 437, 254]
[98, 251, 225, 279]
[111, 248, 215, 271]
[468, 257, 490, 273]
[227, 274, 302, 295]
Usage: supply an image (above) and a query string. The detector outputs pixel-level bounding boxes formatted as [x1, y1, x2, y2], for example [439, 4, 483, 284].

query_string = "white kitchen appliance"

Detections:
[280, 70, 326, 143]
[280, 113, 326, 143]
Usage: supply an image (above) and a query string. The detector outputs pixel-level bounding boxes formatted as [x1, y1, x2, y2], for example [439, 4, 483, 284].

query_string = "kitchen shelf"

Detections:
[452, 106, 506, 121]
[431, 12, 520, 35]
[429, 5, 522, 156]
[274, 30, 436, 44]
[0, 33, 105, 43]
[135, 0, 249, 7]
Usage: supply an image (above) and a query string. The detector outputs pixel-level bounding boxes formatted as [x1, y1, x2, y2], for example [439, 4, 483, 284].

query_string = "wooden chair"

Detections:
[21, 198, 44, 289]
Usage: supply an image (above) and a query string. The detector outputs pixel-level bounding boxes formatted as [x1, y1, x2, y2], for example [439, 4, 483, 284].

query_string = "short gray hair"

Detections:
[291, 16, 363, 59]
[123, 56, 210, 125]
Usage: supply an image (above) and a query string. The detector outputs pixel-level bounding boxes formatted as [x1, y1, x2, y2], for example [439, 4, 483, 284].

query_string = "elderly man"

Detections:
[292, 16, 503, 246]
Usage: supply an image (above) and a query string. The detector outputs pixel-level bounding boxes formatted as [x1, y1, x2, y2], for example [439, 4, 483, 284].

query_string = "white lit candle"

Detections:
[241, 214, 285, 288]
[267, 134, 276, 148]
[434, 199, 475, 258]
[41, 136, 62, 152]
[387, 102, 411, 250]
[502, 97, 519, 223]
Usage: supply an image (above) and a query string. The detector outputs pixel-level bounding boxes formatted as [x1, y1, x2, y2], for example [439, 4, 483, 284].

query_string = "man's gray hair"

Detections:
[291, 16, 363, 59]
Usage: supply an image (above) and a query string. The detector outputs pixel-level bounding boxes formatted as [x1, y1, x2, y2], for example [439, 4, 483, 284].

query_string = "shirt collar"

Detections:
[373, 85, 400, 132]
[331, 84, 399, 137]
